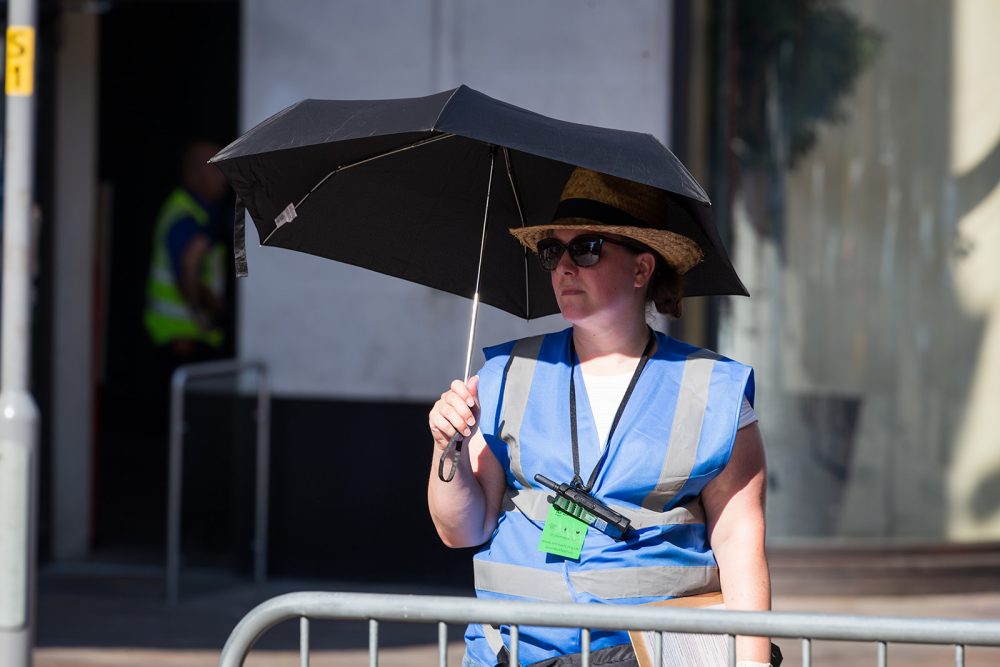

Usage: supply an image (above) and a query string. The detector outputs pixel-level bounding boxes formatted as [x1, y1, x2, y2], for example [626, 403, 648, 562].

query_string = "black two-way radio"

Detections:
[534, 474, 631, 541]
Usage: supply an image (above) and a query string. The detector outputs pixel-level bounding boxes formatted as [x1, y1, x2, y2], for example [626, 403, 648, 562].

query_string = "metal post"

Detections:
[438, 621, 448, 667]
[299, 617, 309, 667]
[165, 371, 186, 605]
[369, 619, 379, 667]
[0, 0, 40, 665]
[254, 370, 271, 584]
[165, 359, 270, 604]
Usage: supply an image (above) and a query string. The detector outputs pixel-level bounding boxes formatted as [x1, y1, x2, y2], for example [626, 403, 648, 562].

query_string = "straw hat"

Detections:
[509, 168, 704, 273]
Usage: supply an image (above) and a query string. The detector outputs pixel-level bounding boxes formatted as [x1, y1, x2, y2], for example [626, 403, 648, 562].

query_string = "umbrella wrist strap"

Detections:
[438, 432, 464, 482]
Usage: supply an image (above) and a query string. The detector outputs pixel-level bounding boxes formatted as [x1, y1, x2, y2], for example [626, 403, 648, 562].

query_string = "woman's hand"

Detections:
[429, 376, 480, 452]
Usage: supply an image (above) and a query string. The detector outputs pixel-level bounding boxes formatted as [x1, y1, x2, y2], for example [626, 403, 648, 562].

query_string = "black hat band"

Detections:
[551, 198, 656, 230]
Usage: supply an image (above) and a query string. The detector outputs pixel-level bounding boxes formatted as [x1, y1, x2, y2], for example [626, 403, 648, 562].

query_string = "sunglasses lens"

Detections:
[537, 236, 606, 270]
[537, 240, 564, 271]
[568, 238, 602, 267]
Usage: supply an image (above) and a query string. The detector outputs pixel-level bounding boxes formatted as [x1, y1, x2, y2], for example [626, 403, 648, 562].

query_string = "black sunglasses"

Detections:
[536, 234, 646, 271]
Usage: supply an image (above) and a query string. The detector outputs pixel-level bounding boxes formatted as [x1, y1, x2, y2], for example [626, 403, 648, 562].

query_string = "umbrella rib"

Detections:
[502, 147, 530, 321]
[262, 132, 458, 245]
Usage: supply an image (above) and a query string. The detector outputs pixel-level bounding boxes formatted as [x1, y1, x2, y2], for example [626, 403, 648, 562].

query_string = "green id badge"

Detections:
[538, 503, 587, 559]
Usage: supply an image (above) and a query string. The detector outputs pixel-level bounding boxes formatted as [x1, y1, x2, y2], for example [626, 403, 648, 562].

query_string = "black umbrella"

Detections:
[212, 84, 746, 309]
[211, 86, 747, 477]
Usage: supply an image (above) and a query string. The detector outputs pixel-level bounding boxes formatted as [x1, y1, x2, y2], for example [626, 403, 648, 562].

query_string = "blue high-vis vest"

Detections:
[464, 328, 754, 666]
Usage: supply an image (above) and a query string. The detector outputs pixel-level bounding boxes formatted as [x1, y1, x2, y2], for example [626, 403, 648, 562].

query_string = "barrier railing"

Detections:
[217, 591, 1000, 667]
[166, 359, 271, 605]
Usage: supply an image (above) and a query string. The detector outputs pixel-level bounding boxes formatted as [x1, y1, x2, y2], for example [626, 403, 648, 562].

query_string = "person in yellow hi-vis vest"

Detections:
[145, 141, 229, 372]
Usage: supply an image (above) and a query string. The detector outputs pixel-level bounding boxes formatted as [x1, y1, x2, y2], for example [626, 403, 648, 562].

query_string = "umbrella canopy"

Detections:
[211, 85, 747, 320]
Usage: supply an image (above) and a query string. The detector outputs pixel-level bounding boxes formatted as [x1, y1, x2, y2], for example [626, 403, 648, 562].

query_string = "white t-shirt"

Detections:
[582, 370, 757, 451]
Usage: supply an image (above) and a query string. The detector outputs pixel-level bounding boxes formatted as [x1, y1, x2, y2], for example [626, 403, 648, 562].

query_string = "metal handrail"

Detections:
[218, 591, 1000, 667]
[166, 359, 270, 605]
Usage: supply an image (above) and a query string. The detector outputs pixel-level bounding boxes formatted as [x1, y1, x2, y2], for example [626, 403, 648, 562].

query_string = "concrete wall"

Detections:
[721, 0, 1000, 541]
[239, 0, 674, 399]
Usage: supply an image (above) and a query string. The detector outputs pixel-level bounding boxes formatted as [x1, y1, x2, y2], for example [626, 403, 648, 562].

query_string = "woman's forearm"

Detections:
[703, 424, 772, 663]
[716, 535, 772, 662]
[427, 439, 492, 547]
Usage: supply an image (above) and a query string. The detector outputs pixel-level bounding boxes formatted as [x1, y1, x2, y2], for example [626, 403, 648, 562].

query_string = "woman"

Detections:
[428, 168, 772, 667]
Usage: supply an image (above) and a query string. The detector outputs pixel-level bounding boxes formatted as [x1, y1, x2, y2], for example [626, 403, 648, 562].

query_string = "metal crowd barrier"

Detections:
[166, 359, 271, 605]
[218, 591, 1000, 667]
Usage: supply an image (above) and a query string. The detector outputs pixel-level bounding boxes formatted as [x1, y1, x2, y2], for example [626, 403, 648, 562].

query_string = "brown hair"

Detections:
[647, 260, 684, 319]
[618, 240, 684, 319]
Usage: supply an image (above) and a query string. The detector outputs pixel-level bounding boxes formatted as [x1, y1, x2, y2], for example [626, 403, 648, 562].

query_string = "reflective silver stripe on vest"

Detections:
[481, 624, 505, 657]
[499, 335, 545, 487]
[641, 351, 719, 511]
[503, 488, 705, 528]
[150, 264, 176, 284]
[474, 560, 719, 602]
[570, 565, 720, 599]
[474, 560, 574, 602]
[147, 299, 194, 320]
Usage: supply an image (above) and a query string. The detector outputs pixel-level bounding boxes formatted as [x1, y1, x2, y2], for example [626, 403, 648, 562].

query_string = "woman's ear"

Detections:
[634, 252, 656, 288]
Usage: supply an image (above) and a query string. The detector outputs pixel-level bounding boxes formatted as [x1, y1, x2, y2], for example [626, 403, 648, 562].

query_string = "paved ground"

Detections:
[31, 558, 1000, 667]
[771, 592, 1000, 666]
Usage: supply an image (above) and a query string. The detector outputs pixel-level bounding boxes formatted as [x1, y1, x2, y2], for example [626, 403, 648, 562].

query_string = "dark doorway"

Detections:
[95, 0, 239, 562]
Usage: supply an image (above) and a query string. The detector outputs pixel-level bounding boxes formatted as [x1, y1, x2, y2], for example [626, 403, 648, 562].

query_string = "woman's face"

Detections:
[548, 228, 654, 327]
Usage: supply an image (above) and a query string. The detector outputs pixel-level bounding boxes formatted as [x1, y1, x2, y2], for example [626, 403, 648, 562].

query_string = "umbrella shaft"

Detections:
[450, 146, 495, 471]
[463, 292, 480, 382]
[462, 145, 496, 382]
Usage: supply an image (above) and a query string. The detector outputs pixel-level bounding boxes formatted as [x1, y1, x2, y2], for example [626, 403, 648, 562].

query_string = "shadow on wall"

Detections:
[723, 0, 883, 539]
[972, 470, 1000, 523]
[948, 136, 1000, 540]
[948, 75, 1000, 536]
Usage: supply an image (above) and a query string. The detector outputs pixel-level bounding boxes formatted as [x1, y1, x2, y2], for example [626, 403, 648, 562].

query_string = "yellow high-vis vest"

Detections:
[144, 188, 225, 347]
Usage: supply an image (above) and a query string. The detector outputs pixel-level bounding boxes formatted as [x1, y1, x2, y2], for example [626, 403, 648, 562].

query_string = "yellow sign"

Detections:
[6, 26, 35, 96]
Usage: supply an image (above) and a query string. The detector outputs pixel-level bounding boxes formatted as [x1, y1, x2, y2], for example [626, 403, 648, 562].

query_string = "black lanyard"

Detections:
[569, 330, 655, 492]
